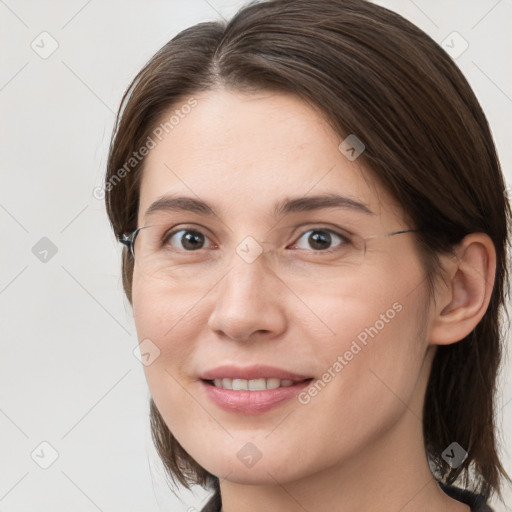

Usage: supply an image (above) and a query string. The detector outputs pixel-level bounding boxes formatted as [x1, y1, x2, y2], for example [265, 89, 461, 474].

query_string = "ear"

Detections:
[428, 233, 496, 346]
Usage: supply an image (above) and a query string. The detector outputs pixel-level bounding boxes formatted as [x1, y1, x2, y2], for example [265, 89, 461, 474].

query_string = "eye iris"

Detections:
[181, 230, 204, 250]
[309, 230, 331, 250]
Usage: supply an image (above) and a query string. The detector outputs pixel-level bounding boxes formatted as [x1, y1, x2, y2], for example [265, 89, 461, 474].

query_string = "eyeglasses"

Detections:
[118, 221, 419, 284]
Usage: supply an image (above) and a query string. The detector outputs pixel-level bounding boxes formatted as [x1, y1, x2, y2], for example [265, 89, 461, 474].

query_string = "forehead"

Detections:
[137, 89, 402, 226]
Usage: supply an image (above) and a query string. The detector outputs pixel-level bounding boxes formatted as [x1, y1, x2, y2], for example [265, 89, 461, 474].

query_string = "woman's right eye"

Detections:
[164, 229, 215, 252]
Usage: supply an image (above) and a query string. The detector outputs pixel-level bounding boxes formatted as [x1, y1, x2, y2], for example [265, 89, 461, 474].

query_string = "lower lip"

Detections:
[200, 379, 313, 414]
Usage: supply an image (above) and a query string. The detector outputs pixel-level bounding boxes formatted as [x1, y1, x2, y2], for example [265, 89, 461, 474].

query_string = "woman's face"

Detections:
[133, 89, 433, 484]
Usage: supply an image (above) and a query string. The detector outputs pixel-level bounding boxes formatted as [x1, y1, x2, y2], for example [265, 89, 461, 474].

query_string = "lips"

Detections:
[198, 364, 315, 413]
[200, 364, 313, 382]
[200, 378, 313, 414]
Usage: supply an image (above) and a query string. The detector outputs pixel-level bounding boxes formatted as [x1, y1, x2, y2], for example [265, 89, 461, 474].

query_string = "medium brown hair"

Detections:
[104, 0, 511, 504]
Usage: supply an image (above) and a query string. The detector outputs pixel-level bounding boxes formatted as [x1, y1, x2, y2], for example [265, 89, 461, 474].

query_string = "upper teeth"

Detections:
[213, 378, 296, 390]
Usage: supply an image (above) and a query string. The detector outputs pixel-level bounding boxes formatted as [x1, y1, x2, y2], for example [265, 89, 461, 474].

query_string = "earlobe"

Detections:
[428, 233, 496, 346]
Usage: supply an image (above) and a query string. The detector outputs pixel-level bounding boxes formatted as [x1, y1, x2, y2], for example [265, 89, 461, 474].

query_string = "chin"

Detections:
[209, 462, 298, 485]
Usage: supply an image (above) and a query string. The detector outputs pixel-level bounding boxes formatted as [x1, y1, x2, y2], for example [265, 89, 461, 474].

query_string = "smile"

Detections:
[208, 377, 305, 390]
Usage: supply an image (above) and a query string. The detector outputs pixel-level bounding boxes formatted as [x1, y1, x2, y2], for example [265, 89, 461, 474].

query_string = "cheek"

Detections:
[298, 264, 424, 355]
[298, 266, 428, 416]
[132, 270, 202, 351]
[131, 280, 218, 472]
[131, 274, 202, 404]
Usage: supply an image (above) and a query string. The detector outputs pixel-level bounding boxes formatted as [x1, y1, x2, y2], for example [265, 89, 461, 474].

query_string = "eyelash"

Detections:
[162, 226, 351, 254]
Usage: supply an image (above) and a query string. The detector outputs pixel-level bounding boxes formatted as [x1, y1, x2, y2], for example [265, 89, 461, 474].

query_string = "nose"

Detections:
[207, 245, 287, 343]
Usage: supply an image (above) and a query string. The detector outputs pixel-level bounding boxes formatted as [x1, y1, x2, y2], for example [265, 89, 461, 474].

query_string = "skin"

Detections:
[132, 88, 495, 512]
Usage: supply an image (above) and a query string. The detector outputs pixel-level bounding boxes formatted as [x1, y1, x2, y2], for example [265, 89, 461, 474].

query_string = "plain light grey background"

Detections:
[1, 0, 511, 510]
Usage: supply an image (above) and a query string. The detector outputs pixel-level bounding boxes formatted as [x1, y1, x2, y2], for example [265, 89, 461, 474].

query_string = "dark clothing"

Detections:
[200, 490, 221, 512]
[440, 483, 494, 511]
[199, 483, 493, 511]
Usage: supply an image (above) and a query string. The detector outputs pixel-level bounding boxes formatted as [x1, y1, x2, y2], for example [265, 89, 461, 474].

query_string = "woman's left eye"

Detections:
[290, 228, 349, 252]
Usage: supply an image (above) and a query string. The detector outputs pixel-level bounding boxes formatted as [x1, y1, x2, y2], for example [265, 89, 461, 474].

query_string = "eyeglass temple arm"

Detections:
[118, 233, 132, 248]
[388, 228, 419, 237]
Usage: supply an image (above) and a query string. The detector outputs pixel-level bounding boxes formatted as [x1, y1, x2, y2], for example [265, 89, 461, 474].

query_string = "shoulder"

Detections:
[439, 482, 494, 512]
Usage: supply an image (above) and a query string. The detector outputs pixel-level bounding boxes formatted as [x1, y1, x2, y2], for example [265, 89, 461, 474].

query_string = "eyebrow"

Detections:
[144, 193, 374, 221]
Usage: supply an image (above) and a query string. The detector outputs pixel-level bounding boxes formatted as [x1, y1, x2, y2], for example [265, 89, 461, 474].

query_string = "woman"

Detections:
[104, 0, 511, 510]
